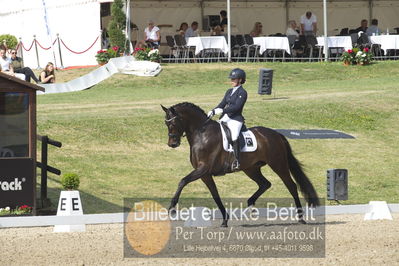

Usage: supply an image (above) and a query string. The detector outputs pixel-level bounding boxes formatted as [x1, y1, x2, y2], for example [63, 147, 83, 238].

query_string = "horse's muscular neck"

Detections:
[180, 109, 207, 146]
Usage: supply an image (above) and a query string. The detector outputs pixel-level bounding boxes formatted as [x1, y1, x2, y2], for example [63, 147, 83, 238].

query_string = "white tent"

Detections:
[0, 0, 104, 68]
[1, 0, 398, 67]
[130, 0, 399, 40]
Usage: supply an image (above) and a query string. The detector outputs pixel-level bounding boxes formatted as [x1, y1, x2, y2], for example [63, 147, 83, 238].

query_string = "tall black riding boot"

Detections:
[231, 140, 240, 171]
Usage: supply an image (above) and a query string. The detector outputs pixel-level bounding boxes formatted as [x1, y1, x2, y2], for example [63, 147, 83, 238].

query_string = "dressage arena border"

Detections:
[0, 204, 398, 228]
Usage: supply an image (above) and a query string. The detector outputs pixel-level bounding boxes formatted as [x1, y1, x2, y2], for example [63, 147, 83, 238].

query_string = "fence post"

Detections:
[57, 33, 64, 69]
[41, 135, 48, 204]
[33, 35, 40, 69]
[18, 37, 24, 61]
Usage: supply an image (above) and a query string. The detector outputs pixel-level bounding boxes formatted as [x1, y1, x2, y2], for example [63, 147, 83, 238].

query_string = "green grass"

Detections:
[37, 61, 399, 213]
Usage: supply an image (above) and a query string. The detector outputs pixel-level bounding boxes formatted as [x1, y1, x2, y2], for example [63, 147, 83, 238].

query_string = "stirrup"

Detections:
[231, 160, 240, 171]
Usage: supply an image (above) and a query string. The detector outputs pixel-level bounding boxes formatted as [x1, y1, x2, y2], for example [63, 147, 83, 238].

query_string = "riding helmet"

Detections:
[228, 68, 246, 84]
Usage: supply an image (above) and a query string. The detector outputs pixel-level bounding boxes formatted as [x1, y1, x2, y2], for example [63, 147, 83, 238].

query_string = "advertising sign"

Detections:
[0, 158, 34, 209]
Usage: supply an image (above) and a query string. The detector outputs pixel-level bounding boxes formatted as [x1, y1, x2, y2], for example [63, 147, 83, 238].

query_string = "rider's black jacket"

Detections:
[215, 86, 247, 122]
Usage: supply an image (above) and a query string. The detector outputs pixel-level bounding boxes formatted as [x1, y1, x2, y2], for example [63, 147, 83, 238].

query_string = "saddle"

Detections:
[219, 122, 257, 153]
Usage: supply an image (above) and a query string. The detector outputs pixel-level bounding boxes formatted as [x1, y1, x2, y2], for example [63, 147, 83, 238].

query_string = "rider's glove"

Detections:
[207, 110, 215, 118]
[214, 108, 223, 115]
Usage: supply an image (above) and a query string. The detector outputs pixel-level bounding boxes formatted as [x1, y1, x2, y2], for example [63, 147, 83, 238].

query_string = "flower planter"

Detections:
[343, 61, 351, 66]
[98, 61, 107, 66]
[0, 213, 32, 217]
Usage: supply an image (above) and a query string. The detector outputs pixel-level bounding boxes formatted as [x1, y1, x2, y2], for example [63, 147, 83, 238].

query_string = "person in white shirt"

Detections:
[0, 48, 25, 80]
[136, 20, 160, 48]
[185, 21, 199, 42]
[286, 20, 299, 37]
[300, 11, 317, 36]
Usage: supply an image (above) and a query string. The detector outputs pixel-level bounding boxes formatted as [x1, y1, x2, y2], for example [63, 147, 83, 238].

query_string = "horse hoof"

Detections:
[247, 205, 257, 214]
[298, 219, 307, 224]
[221, 221, 228, 227]
[169, 207, 177, 217]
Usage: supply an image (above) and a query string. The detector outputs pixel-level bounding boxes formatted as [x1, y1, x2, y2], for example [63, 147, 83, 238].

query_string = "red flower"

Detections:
[112, 46, 119, 51]
[364, 48, 369, 52]
[348, 49, 353, 53]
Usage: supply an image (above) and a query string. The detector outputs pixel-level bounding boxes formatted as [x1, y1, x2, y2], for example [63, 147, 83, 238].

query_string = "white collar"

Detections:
[231, 85, 240, 95]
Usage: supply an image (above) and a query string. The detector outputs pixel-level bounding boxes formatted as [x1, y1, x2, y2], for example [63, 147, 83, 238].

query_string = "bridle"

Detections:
[165, 115, 186, 139]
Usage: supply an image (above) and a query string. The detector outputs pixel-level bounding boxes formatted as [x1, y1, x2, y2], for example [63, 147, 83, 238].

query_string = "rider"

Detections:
[207, 68, 248, 171]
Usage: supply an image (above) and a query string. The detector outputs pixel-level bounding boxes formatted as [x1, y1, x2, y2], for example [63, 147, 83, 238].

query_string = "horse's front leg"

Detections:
[168, 165, 208, 214]
[201, 175, 229, 227]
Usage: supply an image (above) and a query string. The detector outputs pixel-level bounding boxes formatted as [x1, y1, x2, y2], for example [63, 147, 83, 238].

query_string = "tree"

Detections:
[108, 0, 126, 52]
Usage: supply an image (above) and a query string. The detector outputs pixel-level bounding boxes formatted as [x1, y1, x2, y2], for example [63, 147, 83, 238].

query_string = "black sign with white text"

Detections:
[0, 158, 34, 209]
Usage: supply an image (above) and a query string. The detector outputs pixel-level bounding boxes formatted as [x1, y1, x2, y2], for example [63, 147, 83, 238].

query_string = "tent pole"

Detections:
[125, 0, 132, 54]
[285, 0, 289, 28]
[369, 0, 373, 22]
[200, 0, 204, 29]
[227, 0, 231, 62]
[323, 0, 328, 61]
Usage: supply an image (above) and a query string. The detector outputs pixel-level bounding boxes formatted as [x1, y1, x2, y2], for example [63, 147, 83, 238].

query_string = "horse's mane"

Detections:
[171, 102, 207, 118]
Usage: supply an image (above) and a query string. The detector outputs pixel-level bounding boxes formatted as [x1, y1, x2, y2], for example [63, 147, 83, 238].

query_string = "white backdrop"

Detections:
[0, 0, 102, 68]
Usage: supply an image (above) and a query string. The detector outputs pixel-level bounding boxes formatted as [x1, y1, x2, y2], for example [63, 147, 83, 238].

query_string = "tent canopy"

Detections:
[129, 0, 399, 37]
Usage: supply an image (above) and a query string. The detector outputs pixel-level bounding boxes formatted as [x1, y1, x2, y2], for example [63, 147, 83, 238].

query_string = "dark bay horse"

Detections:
[162, 102, 319, 227]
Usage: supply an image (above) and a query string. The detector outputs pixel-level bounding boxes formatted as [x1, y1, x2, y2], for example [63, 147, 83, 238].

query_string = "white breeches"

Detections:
[220, 114, 243, 141]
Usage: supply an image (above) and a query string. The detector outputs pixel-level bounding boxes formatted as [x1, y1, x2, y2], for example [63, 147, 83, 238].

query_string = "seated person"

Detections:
[286, 20, 299, 37]
[178, 22, 188, 36]
[185, 21, 199, 41]
[211, 25, 223, 36]
[136, 20, 160, 49]
[39, 62, 55, 84]
[10, 49, 40, 83]
[355, 19, 368, 33]
[286, 20, 302, 56]
[366, 19, 382, 36]
[0, 48, 25, 80]
[250, 22, 263, 37]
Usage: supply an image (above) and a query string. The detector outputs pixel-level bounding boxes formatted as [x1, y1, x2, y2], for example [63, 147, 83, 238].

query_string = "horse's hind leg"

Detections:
[268, 162, 305, 223]
[243, 166, 272, 207]
[201, 175, 229, 227]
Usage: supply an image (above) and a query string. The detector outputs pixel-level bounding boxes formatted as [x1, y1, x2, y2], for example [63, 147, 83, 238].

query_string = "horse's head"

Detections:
[161, 105, 185, 148]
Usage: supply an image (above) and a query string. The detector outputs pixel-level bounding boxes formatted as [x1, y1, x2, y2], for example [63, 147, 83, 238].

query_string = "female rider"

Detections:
[208, 68, 248, 171]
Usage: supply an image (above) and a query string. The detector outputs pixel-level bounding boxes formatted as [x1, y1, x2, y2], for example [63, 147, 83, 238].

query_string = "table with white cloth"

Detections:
[186, 36, 229, 55]
[369, 35, 399, 54]
[316, 36, 353, 51]
[253, 37, 291, 55]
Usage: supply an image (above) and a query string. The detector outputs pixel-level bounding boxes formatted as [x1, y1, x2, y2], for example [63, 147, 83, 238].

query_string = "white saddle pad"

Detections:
[219, 123, 258, 152]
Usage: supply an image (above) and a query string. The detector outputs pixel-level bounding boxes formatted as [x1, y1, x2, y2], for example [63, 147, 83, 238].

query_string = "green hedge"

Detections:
[0, 34, 18, 49]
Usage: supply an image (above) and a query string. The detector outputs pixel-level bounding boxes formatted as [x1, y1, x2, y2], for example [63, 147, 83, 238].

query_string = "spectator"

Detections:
[39, 62, 55, 84]
[185, 21, 199, 41]
[211, 25, 224, 36]
[300, 11, 317, 36]
[220, 10, 228, 29]
[366, 19, 382, 36]
[178, 22, 189, 36]
[355, 19, 368, 33]
[136, 20, 160, 49]
[250, 22, 263, 37]
[101, 27, 110, 49]
[10, 49, 40, 84]
[0, 48, 25, 80]
[286, 20, 299, 37]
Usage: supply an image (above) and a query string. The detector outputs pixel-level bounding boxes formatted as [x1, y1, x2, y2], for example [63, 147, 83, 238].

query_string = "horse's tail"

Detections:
[282, 135, 320, 207]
